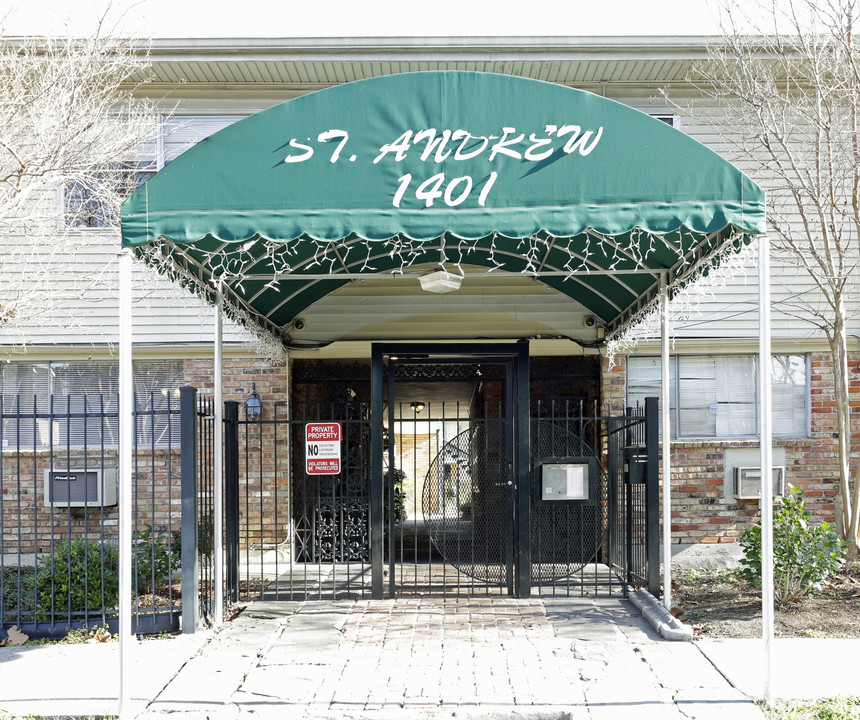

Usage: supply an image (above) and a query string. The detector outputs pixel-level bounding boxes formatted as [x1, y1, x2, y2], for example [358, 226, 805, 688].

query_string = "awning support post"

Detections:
[758, 234, 774, 704]
[660, 273, 672, 610]
[214, 296, 224, 624]
[118, 250, 133, 719]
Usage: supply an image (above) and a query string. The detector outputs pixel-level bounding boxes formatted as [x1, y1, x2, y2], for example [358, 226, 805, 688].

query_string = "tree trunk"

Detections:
[829, 303, 859, 554]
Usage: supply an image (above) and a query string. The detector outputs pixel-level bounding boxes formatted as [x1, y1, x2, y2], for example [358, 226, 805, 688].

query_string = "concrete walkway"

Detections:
[1, 595, 856, 719]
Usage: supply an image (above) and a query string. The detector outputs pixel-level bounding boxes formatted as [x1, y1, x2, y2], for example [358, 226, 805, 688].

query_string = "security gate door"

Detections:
[370, 343, 531, 599]
[227, 353, 656, 604]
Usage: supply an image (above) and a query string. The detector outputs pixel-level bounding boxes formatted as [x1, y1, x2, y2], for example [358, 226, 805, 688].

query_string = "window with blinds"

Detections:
[63, 115, 244, 229]
[627, 354, 809, 439]
[0, 360, 183, 448]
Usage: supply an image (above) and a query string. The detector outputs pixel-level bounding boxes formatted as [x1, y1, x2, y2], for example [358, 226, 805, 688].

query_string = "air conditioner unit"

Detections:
[733, 466, 785, 500]
[43, 468, 118, 508]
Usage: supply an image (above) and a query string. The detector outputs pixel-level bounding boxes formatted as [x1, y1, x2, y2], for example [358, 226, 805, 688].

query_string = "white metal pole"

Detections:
[118, 250, 133, 719]
[660, 273, 672, 611]
[214, 296, 224, 624]
[758, 234, 774, 704]
[284, 349, 294, 562]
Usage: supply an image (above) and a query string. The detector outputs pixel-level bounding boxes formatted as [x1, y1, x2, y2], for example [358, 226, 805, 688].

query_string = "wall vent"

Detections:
[43, 468, 118, 508]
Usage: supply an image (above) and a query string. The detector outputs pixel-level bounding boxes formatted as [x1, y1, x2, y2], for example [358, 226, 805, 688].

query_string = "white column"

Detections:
[660, 273, 672, 610]
[118, 250, 133, 719]
[214, 296, 224, 624]
[758, 234, 774, 704]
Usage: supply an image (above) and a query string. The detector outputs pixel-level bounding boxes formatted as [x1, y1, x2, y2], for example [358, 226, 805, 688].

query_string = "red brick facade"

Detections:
[3, 350, 854, 558]
[606, 350, 854, 546]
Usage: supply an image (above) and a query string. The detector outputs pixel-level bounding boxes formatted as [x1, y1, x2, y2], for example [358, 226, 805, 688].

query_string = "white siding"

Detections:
[1, 86, 857, 353]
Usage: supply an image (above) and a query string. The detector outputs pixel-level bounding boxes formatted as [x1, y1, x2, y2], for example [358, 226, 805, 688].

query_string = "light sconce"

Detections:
[419, 269, 463, 294]
[245, 382, 263, 422]
[410, 401, 426, 414]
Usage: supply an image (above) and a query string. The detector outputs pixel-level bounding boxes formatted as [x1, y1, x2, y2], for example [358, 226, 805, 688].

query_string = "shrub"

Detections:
[739, 486, 846, 604]
[133, 526, 181, 594]
[35, 539, 119, 620]
[1, 565, 37, 618]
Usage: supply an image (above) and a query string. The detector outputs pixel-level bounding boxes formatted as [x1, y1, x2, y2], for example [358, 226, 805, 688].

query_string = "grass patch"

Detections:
[762, 697, 860, 720]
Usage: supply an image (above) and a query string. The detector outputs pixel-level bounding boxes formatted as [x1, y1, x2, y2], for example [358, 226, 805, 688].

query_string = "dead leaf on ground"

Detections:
[94, 628, 112, 643]
[670, 606, 684, 618]
[5, 626, 29, 645]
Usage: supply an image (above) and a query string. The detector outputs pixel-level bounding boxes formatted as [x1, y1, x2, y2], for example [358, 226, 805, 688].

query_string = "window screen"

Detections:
[64, 161, 156, 229]
[627, 354, 808, 439]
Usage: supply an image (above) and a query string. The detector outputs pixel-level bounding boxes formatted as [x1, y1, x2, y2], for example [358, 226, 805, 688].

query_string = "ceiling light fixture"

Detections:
[410, 401, 426, 414]
[419, 269, 463, 294]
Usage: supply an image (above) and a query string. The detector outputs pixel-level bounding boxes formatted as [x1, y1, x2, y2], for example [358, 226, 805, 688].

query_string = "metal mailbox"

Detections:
[536, 457, 597, 506]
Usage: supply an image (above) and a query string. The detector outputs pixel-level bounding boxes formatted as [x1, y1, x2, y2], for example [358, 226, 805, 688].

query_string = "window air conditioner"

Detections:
[43, 468, 118, 508]
[733, 466, 785, 500]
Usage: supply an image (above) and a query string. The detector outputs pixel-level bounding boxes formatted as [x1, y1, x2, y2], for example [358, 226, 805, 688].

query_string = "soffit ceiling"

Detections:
[140, 36, 720, 91]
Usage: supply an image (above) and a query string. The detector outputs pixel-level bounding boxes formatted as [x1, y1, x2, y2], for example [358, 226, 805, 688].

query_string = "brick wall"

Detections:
[1, 357, 290, 557]
[609, 350, 855, 546]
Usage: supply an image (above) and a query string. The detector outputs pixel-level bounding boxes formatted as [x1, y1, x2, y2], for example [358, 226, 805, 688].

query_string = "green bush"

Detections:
[739, 486, 846, 604]
[35, 539, 119, 620]
[1, 565, 37, 618]
[133, 526, 181, 594]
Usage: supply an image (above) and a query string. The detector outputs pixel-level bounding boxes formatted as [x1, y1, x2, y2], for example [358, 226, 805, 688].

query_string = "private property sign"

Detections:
[305, 422, 342, 475]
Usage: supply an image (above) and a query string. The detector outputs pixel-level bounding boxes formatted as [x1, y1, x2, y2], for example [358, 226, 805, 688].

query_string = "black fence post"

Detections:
[180, 386, 199, 633]
[224, 401, 240, 603]
[514, 340, 531, 598]
[608, 417, 618, 574]
[645, 396, 661, 598]
[370, 344, 384, 599]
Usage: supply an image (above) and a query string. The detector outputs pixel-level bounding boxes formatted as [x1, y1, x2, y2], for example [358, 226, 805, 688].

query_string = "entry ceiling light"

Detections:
[410, 401, 426, 414]
[419, 269, 463, 294]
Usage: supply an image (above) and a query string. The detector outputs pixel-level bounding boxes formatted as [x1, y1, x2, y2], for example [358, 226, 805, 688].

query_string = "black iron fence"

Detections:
[2, 382, 660, 640]
[607, 397, 660, 597]
[224, 398, 372, 603]
[220, 391, 662, 602]
[0, 390, 194, 638]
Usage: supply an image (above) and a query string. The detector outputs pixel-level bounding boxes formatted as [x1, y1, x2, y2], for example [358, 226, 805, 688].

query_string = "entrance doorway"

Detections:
[371, 343, 529, 599]
[226, 347, 658, 603]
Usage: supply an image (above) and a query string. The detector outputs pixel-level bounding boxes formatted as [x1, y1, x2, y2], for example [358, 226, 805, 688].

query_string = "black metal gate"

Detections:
[224, 349, 661, 604]
[373, 343, 528, 598]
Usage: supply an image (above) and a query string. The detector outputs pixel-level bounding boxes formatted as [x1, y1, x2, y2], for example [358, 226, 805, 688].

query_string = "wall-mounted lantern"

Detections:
[245, 382, 263, 421]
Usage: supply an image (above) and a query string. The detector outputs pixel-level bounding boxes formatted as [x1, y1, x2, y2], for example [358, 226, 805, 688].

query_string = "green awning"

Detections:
[121, 71, 765, 342]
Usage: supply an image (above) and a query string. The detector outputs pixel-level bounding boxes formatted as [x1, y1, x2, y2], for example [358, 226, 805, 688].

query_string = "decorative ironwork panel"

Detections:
[291, 399, 370, 563]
